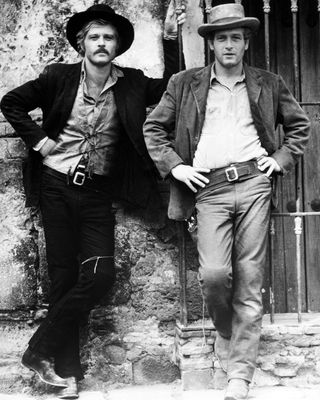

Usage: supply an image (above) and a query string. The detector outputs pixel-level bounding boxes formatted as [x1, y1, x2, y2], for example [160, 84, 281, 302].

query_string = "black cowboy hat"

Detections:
[66, 3, 134, 56]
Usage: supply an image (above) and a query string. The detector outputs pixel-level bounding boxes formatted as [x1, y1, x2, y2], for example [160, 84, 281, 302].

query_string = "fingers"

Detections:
[177, 13, 186, 25]
[193, 171, 210, 184]
[194, 167, 211, 174]
[177, 5, 186, 25]
[189, 176, 206, 188]
[171, 165, 210, 192]
[257, 156, 280, 175]
[257, 159, 274, 175]
[185, 180, 197, 193]
[265, 166, 273, 177]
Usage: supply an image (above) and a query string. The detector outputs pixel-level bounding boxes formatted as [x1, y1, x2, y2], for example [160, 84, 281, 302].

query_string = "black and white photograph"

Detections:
[0, 1, 319, 399]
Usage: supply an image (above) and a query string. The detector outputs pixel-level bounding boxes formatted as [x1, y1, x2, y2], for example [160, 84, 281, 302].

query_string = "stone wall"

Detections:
[256, 319, 320, 387]
[0, 0, 204, 389]
[174, 315, 320, 390]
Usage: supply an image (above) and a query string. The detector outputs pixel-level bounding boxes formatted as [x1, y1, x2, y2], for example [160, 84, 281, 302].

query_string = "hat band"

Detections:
[208, 17, 247, 25]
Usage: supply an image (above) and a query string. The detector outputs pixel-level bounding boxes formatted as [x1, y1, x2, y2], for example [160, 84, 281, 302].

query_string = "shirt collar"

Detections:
[210, 63, 245, 86]
[80, 61, 124, 96]
[80, 61, 124, 84]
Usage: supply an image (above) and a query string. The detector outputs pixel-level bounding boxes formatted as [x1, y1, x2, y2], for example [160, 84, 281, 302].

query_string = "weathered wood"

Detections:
[299, 0, 320, 311]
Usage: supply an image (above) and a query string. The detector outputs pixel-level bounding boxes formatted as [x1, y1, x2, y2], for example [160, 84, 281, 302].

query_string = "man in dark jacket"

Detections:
[144, 3, 310, 400]
[1, 2, 185, 398]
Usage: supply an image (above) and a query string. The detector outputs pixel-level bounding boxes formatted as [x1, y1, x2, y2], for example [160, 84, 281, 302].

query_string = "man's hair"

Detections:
[208, 27, 252, 41]
[76, 19, 121, 56]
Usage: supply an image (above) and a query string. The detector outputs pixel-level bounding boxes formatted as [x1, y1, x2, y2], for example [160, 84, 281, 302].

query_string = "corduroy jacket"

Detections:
[143, 64, 310, 220]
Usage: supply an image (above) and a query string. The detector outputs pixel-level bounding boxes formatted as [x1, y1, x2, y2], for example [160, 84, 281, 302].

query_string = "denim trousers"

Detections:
[28, 168, 116, 379]
[196, 174, 272, 382]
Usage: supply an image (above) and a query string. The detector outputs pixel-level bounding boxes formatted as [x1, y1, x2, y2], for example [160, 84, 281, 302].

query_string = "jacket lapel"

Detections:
[58, 63, 82, 130]
[113, 71, 128, 126]
[244, 65, 270, 146]
[190, 65, 212, 134]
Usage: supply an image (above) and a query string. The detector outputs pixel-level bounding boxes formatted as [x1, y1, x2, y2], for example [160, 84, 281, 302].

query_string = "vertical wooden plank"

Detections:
[273, 0, 308, 313]
[244, 0, 286, 313]
[299, 0, 320, 311]
[267, 0, 295, 313]
[247, 0, 307, 313]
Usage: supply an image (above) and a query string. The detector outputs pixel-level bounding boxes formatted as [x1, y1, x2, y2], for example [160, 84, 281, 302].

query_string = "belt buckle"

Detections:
[73, 171, 86, 186]
[72, 162, 87, 186]
[225, 166, 239, 182]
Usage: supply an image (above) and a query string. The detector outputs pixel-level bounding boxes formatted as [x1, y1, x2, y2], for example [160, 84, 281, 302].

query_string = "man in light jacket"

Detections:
[144, 3, 310, 400]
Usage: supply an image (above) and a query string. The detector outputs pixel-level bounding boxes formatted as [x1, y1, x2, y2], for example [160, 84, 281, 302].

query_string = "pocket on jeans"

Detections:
[255, 173, 273, 190]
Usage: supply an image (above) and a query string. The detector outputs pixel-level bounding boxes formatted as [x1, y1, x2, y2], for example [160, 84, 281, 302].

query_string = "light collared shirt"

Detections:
[43, 62, 124, 176]
[193, 65, 267, 169]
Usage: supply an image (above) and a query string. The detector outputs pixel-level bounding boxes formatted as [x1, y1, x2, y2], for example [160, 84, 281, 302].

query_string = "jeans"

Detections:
[196, 174, 272, 382]
[28, 168, 116, 379]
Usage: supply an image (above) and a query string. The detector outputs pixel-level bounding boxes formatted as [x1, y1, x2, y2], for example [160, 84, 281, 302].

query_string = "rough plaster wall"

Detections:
[0, 0, 165, 99]
[0, 0, 171, 309]
[0, 0, 203, 386]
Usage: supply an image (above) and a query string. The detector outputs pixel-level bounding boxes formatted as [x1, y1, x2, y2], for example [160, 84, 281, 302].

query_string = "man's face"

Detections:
[208, 28, 249, 70]
[82, 23, 119, 67]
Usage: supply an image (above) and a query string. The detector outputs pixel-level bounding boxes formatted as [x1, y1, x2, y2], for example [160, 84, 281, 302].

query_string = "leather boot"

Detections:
[21, 348, 67, 387]
[224, 378, 249, 400]
[58, 377, 79, 399]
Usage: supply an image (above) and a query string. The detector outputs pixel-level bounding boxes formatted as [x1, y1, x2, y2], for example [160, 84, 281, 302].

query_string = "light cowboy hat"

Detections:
[198, 3, 260, 38]
[66, 3, 134, 56]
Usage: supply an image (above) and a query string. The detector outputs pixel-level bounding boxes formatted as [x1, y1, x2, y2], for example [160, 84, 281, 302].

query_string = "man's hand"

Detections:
[171, 164, 210, 193]
[257, 156, 281, 177]
[164, 0, 186, 40]
[39, 138, 56, 157]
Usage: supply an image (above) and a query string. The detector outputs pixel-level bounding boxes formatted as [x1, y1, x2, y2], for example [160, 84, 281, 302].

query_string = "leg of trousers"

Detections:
[28, 171, 116, 379]
[196, 174, 272, 382]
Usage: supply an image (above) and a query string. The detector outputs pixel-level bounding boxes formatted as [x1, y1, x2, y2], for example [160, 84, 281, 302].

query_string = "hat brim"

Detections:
[198, 18, 260, 38]
[66, 10, 134, 56]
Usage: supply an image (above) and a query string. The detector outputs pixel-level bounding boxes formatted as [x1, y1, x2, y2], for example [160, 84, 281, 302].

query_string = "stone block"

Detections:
[181, 368, 214, 390]
[274, 366, 298, 377]
[178, 354, 213, 370]
[275, 355, 305, 367]
[0, 138, 27, 160]
[104, 345, 127, 365]
[132, 355, 180, 384]
[259, 360, 275, 372]
[286, 346, 303, 356]
[175, 328, 215, 339]
[279, 325, 304, 335]
[178, 341, 213, 356]
[292, 337, 316, 348]
[305, 326, 320, 335]
[252, 368, 280, 387]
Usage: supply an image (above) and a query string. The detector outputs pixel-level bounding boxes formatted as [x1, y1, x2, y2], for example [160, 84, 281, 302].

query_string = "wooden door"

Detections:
[244, 0, 320, 313]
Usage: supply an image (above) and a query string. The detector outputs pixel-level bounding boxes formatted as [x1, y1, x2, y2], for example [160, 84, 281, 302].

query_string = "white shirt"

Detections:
[193, 66, 267, 169]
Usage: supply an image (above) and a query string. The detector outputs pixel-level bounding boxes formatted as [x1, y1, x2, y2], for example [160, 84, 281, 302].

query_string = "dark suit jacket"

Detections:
[0, 40, 179, 208]
[144, 64, 310, 220]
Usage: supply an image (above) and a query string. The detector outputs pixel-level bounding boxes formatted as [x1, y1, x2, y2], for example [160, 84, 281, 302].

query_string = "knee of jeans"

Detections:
[92, 257, 116, 300]
[199, 266, 230, 290]
[94, 267, 115, 297]
[238, 299, 263, 318]
[81, 256, 115, 295]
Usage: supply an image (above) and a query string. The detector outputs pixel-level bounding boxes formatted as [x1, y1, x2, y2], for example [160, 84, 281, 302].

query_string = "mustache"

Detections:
[94, 49, 109, 55]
